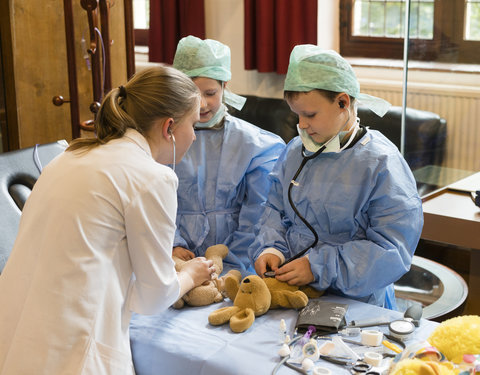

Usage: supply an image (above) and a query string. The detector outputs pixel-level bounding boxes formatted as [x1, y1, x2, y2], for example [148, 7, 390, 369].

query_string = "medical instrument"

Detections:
[313, 366, 332, 375]
[289, 326, 316, 363]
[363, 352, 383, 367]
[388, 319, 415, 341]
[278, 343, 291, 357]
[301, 358, 315, 371]
[360, 330, 383, 347]
[302, 338, 320, 361]
[272, 335, 306, 375]
[33, 144, 43, 173]
[299, 325, 316, 345]
[264, 111, 352, 279]
[382, 340, 402, 354]
[381, 334, 406, 357]
[279, 319, 288, 343]
[348, 304, 422, 328]
[170, 131, 176, 172]
[319, 355, 373, 373]
[340, 327, 361, 337]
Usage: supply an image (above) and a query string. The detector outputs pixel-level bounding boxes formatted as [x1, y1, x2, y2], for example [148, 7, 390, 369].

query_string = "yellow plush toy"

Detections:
[172, 244, 229, 309]
[389, 315, 480, 375]
[428, 315, 480, 364]
[390, 358, 456, 375]
[208, 272, 323, 333]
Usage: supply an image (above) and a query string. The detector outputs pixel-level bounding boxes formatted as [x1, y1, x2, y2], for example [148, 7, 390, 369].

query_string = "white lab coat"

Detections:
[0, 129, 181, 374]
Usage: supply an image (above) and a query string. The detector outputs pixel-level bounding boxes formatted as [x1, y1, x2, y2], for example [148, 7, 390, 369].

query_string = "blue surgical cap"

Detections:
[173, 35, 232, 82]
[173, 35, 245, 110]
[284, 45, 390, 117]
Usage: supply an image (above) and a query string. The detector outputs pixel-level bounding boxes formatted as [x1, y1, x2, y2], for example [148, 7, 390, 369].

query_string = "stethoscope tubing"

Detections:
[283, 112, 352, 266]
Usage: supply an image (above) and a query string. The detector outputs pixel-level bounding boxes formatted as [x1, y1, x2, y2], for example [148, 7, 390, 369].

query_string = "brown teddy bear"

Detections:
[208, 272, 323, 333]
[172, 244, 229, 309]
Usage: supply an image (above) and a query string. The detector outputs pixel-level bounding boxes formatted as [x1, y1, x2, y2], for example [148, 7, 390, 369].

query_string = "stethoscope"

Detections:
[264, 110, 352, 278]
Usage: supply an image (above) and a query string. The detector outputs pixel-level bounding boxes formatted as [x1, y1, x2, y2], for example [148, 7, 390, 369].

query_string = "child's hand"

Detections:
[254, 253, 281, 277]
[275, 257, 314, 286]
[173, 246, 195, 260]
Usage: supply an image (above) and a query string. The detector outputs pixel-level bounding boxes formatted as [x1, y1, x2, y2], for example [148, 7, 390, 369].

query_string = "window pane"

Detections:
[353, 1, 371, 35]
[386, 2, 403, 37]
[465, 0, 480, 40]
[410, 2, 419, 38]
[352, 0, 433, 39]
[133, 0, 149, 29]
[418, 2, 434, 39]
[370, 2, 386, 36]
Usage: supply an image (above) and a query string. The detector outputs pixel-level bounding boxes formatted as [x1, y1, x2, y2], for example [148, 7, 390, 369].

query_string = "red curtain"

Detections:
[148, 0, 206, 64]
[244, 0, 317, 74]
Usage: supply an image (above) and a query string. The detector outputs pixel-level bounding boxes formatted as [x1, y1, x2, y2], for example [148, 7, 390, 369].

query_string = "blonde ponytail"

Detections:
[67, 66, 199, 152]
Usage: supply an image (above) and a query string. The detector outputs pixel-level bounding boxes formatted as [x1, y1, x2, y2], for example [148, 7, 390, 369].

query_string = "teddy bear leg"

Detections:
[301, 285, 324, 299]
[230, 308, 255, 333]
[209, 306, 241, 326]
[172, 298, 185, 309]
[271, 290, 308, 310]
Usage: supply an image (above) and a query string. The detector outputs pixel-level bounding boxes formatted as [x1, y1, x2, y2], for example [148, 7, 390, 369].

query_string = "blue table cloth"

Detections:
[129, 295, 438, 375]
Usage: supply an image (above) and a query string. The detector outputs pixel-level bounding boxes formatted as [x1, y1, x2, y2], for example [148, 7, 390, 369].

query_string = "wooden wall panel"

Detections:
[11, 0, 71, 147]
[8, 0, 128, 148]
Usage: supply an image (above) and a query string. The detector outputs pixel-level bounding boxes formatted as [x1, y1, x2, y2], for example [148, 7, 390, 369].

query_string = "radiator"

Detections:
[360, 79, 480, 172]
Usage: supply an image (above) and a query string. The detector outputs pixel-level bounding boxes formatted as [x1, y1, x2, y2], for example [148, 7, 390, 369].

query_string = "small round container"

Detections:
[389, 319, 415, 340]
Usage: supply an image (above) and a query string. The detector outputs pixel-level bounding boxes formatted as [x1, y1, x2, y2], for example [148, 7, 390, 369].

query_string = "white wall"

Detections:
[204, 0, 340, 98]
[204, 0, 284, 98]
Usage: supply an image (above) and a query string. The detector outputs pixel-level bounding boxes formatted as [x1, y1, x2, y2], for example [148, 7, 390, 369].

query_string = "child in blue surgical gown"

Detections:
[172, 36, 285, 271]
[249, 45, 423, 309]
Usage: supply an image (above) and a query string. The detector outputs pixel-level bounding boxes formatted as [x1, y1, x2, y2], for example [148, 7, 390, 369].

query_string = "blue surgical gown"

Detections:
[248, 127, 423, 308]
[173, 114, 286, 271]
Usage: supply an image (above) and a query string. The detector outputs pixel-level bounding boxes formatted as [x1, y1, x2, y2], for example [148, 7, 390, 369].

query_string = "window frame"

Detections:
[340, 0, 480, 63]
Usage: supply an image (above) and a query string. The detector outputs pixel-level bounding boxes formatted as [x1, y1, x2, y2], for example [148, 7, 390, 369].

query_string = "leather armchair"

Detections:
[0, 140, 67, 273]
[228, 95, 447, 171]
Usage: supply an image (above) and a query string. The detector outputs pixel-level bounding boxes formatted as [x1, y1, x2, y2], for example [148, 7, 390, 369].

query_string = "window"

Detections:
[340, 0, 480, 63]
[465, 0, 480, 40]
[133, 0, 149, 46]
[352, 0, 434, 39]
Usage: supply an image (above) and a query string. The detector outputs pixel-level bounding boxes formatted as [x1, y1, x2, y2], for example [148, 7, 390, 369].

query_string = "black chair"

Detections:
[229, 95, 447, 171]
[228, 95, 298, 143]
[0, 140, 67, 273]
[357, 106, 447, 171]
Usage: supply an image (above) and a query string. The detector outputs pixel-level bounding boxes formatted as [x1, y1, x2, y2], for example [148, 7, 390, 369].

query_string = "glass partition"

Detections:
[402, 0, 480, 196]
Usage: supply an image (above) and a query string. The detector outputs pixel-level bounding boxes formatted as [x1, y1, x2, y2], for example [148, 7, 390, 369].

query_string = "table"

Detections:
[129, 295, 438, 375]
[420, 171, 480, 314]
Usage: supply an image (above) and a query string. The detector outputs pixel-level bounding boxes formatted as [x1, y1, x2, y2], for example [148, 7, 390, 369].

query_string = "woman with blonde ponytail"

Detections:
[0, 66, 215, 375]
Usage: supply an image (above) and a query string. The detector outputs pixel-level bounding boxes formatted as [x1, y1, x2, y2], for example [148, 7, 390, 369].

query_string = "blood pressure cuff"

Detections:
[295, 299, 348, 335]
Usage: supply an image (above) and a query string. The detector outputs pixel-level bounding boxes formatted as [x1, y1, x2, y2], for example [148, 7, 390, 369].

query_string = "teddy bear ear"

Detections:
[222, 270, 241, 301]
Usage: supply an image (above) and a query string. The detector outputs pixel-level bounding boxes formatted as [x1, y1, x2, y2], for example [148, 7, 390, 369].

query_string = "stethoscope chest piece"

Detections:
[388, 319, 415, 340]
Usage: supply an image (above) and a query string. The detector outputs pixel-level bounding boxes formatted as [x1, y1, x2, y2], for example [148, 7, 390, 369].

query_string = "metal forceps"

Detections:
[319, 355, 380, 374]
